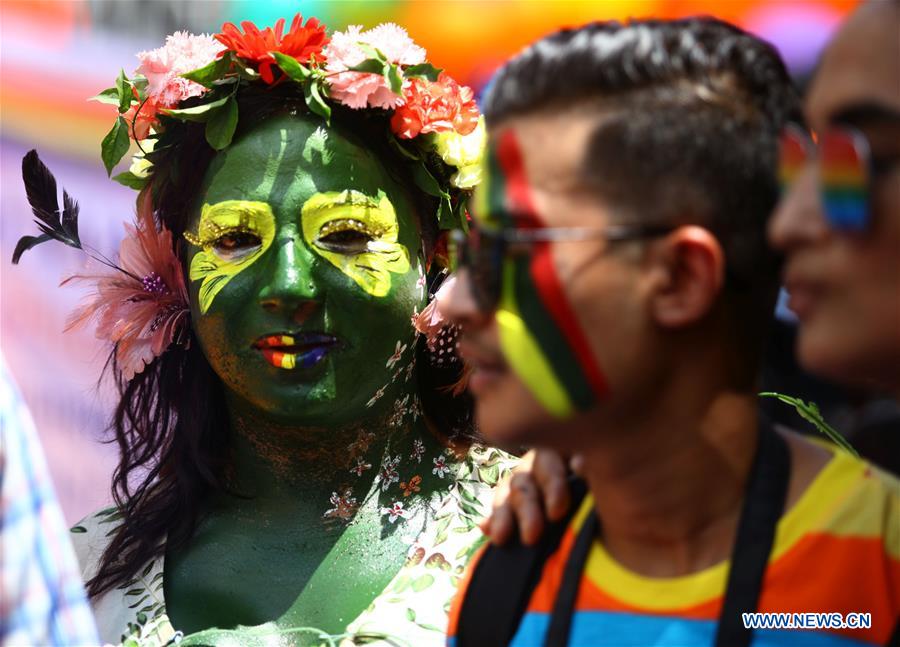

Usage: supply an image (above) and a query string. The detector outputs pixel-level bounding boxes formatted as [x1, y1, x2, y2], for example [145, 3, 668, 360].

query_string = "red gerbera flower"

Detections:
[215, 14, 330, 84]
[390, 72, 480, 140]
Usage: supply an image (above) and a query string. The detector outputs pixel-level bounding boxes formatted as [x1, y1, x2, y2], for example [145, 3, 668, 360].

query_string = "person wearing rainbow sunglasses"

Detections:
[482, 0, 900, 552]
[769, 0, 900, 403]
[441, 15, 900, 647]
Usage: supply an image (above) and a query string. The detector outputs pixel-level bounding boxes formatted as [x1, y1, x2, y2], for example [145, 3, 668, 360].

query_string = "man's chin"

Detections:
[472, 380, 554, 450]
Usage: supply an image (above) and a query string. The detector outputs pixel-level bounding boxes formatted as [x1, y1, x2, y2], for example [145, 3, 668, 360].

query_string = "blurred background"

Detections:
[0, 0, 865, 524]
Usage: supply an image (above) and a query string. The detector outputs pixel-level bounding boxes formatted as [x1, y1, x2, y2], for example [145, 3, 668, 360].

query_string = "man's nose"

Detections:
[437, 269, 492, 330]
[769, 165, 830, 252]
[257, 232, 321, 320]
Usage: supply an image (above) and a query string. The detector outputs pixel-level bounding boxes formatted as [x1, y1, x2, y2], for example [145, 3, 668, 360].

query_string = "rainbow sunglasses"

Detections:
[779, 123, 893, 232]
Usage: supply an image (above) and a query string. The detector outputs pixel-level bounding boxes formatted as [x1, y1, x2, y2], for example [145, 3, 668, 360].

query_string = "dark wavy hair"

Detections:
[484, 17, 803, 387]
[87, 85, 475, 597]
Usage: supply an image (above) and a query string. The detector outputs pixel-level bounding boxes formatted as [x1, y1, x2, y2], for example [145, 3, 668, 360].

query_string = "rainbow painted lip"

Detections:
[252, 333, 339, 370]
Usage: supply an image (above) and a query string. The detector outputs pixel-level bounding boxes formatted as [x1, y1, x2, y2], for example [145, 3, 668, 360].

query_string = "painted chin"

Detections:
[253, 333, 340, 370]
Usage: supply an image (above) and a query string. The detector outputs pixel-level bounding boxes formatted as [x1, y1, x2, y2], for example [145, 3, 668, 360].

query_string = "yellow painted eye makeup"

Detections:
[185, 201, 276, 314]
[302, 190, 410, 297]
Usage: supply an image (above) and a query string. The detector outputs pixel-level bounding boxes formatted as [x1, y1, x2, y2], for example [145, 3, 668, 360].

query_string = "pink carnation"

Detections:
[324, 23, 426, 110]
[136, 31, 224, 107]
[357, 23, 426, 66]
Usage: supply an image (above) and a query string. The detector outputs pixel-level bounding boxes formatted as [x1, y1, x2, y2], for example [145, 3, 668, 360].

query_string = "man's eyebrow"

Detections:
[829, 102, 900, 128]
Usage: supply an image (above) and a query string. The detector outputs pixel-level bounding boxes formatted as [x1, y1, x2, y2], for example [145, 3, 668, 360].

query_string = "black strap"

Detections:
[885, 616, 900, 647]
[543, 511, 598, 647]
[455, 479, 587, 646]
[543, 423, 790, 647]
[714, 424, 790, 647]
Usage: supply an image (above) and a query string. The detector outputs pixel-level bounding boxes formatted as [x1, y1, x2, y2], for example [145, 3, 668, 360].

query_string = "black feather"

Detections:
[62, 189, 81, 245]
[12, 234, 52, 264]
[34, 222, 59, 238]
[22, 150, 61, 231]
[14, 150, 82, 263]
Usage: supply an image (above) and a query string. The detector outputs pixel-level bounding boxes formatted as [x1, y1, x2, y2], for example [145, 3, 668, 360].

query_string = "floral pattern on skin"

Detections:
[379, 455, 401, 491]
[346, 444, 518, 644]
[366, 386, 388, 409]
[386, 341, 408, 369]
[387, 395, 411, 428]
[408, 396, 422, 420]
[432, 454, 450, 478]
[71, 446, 518, 646]
[348, 430, 377, 461]
[400, 475, 422, 497]
[411, 439, 425, 463]
[381, 501, 408, 523]
[367, 318, 417, 409]
[324, 488, 359, 521]
[350, 457, 372, 477]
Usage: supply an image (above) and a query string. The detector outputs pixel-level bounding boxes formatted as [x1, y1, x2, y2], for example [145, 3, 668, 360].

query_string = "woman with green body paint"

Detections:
[11, 17, 516, 647]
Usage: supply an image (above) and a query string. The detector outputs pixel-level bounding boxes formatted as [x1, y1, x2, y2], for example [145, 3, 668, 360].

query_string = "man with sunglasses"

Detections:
[442, 16, 900, 647]
[770, 0, 900, 404]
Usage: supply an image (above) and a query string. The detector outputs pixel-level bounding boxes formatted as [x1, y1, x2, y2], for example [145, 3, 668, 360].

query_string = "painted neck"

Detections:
[221, 385, 422, 502]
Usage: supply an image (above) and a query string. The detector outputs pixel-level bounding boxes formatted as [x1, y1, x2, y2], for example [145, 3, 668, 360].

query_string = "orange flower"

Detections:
[123, 95, 162, 141]
[215, 14, 329, 84]
[390, 73, 480, 140]
[400, 475, 422, 497]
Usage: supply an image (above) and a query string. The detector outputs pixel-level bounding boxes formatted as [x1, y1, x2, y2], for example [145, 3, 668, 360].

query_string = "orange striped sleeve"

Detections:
[760, 533, 900, 644]
[446, 541, 489, 639]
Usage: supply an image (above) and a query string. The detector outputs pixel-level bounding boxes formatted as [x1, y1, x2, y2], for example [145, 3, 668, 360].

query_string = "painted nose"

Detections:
[258, 233, 320, 320]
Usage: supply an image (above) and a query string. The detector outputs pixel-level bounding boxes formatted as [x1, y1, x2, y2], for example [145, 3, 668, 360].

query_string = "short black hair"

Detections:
[484, 17, 803, 382]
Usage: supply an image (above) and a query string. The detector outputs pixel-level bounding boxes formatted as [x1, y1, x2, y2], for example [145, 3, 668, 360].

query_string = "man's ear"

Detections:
[648, 226, 725, 329]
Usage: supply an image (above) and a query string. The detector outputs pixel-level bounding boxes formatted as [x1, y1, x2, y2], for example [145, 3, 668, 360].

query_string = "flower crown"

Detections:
[13, 15, 480, 380]
[98, 16, 485, 230]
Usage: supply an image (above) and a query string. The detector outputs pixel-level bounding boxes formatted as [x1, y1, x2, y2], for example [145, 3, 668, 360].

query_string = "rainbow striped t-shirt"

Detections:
[449, 449, 900, 646]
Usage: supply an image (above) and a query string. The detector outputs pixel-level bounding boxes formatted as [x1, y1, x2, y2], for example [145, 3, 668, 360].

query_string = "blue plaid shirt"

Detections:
[0, 357, 99, 646]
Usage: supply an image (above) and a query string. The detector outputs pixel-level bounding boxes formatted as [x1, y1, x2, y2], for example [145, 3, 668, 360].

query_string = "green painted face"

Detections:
[185, 114, 426, 425]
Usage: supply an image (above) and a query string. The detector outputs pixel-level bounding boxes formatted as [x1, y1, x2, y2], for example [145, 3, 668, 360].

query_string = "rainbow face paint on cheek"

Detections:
[476, 130, 609, 417]
[185, 201, 277, 314]
[253, 333, 339, 370]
